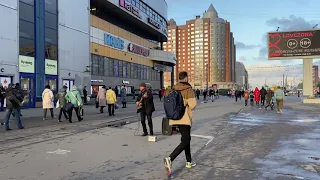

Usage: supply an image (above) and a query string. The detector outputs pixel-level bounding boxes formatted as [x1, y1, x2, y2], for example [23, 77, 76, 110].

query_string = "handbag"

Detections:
[9, 94, 21, 105]
[115, 104, 119, 109]
[56, 100, 60, 108]
[63, 102, 74, 112]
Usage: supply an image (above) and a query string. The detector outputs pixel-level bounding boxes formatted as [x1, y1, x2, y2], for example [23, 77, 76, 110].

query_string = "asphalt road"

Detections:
[0, 96, 319, 180]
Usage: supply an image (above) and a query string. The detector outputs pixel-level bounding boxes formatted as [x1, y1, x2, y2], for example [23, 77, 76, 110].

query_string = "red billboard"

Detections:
[268, 30, 320, 59]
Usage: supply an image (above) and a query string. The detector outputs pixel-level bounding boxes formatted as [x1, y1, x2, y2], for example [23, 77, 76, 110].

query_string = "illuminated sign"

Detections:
[104, 33, 124, 50]
[148, 18, 160, 29]
[119, 0, 140, 19]
[268, 30, 320, 59]
[128, 43, 150, 57]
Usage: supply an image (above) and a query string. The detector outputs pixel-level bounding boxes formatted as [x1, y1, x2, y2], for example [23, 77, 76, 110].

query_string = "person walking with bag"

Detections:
[106, 87, 117, 116]
[274, 86, 285, 113]
[42, 85, 55, 120]
[163, 71, 197, 175]
[120, 86, 127, 108]
[97, 86, 107, 113]
[4, 84, 24, 131]
[65, 85, 83, 123]
[56, 85, 69, 122]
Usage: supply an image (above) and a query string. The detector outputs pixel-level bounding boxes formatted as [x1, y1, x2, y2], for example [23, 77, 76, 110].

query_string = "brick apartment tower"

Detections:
[164, 4, 235, 88]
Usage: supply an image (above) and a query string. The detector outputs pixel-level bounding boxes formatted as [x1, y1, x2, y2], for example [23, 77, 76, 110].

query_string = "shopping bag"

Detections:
[56, 100, 60, 108]
[63, 102, 74, 112]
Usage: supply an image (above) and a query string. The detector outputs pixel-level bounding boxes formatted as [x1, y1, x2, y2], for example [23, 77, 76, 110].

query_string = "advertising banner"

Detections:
[19, 56, 35, 73]
[45, 59, 58, 75]
[268, 30, 320, 60]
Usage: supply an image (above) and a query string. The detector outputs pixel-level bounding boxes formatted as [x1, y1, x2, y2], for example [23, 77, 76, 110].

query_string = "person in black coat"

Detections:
[136, 83, 155, 136]
[260, 87, 267, 106]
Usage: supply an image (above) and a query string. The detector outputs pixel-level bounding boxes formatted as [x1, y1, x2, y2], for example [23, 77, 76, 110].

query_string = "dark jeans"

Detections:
[68, 107, 82, 122]
[83, 96, 87, 104]
[169, 125, 192, 162]
[108, 104, 115, 115]
[43, 108, 54, 119]
[58, 108, 68, 120]
[235, 96, 238, 102]
[100, 106, 105, 113]
[245, 99, 248, 106]
[196, 95, 199, 100]
[5, 108, 23, 129]
[140, 112, 153, 135]
[0, 97, 4, 111]
[122, 102, 127, 108]
[265, 100, 274, 109]
[261, 97, 266, 106]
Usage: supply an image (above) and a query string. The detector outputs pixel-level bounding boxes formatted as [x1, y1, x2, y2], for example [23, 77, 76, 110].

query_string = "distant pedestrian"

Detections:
[249, 91, 254, 106]
[97, 86, 107, 113]
[56, 85, 69, 122]
[83, 86, 88, 104]
[209, 89, 214, 102]
[0, 83, 5, 111]
[244, 90, 249, 106]
[260, 87, 267, 106]
[120, 86, 127, 108]
[203, 90, 207, 101]
[195, 89, 200, 100]
[254, 87, 260, 106]
[159, 87, 165, 102]
[274, 86, 285, 113]
[264, 88, 274, 110]
[114, 86, 119, 98]
[65, 85, 83, 122]
[42, 85, 55, 120]
[106, 87, 117, 116]
[4, 84, 24, 131]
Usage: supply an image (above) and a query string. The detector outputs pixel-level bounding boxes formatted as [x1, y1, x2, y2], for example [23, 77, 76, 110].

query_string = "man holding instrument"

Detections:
[136, 83, 155, 136]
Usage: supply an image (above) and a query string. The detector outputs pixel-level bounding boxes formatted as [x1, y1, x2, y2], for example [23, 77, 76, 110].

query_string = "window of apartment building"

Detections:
[191, 24, 194, 26]
[191, 32, 194, 34]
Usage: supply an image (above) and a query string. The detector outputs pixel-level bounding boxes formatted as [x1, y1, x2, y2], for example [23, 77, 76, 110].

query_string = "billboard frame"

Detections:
[267, 29, 320, 60]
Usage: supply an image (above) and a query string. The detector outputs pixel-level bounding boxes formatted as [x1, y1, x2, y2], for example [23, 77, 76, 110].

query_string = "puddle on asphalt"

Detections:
[254, 129, 320, 179]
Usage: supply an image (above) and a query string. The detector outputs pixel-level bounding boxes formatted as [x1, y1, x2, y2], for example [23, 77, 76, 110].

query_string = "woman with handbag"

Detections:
[56, 85, 69, 122]
[42, 85, 55, 120]
[65, 85, 83, 123]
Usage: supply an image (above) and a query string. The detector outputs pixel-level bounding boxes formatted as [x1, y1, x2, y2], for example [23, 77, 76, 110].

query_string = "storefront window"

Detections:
[148, 67, 152, 80]
[20, 38, 35, 57]
[45, 12, 57, 29]
[108, 58, 114, 76]
[91, 54, 99, 75]
[114, 59, 119, 77]
[19, 2, 34, 23]
[45, 0, 57, 14]
[20, 0, 34, 6]
[144, 66, 147, 80]
[19, 20, 34, 39]
[104, 57, 109, 76]
[119, 60, 123, 78]
[123, 62, 127, 78]
[45, 43, 57, 60]
[127, 63, 131, 78]
[98, 56, 104, 76]
[45, 27, 57, 45]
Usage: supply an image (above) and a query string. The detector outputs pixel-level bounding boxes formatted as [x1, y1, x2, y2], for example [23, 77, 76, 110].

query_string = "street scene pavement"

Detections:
[1, 96, 320, 180]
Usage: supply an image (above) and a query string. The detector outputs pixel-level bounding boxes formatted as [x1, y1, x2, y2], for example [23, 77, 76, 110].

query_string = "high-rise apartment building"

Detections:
[164, 4, 236, 88]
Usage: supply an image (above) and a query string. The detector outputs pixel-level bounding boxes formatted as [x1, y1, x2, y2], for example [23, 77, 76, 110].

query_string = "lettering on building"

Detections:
[148, 18, 160, 29]
[119, 0, 140, 19]
[128, 43, 150, 57]
[46, 63, 56, 68]
[21, 60, 33, 65]
[104, 34, 124, 50]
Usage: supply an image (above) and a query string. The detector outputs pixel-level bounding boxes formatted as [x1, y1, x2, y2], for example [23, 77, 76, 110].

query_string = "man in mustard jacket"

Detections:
[106, 87, 117, 116]
[164, 71, 197, 175]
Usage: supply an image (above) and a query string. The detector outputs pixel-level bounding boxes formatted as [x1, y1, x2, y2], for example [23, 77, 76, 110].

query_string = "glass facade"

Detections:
[91, 54, 160, 81]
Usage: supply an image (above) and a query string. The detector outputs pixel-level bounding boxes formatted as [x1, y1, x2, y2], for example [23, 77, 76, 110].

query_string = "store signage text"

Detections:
[148, 18, 160, 29]
[0, 68, 4, 72]
[45, 59, 58, 75]
[119, 0, 140, 19]
[128, 43, 150, 57]
[91, 80, 103, 83]
[104, 33, 124, 50]
[19, 56, 35, 73]
[122, 80, 130, 84]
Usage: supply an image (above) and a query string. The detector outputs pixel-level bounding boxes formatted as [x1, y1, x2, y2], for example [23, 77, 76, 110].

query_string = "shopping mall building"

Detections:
[89, 0, 175, 96]
[0, 0, 175, 108]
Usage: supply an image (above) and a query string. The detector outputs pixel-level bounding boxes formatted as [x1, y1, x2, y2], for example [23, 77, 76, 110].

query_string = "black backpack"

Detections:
[163, 89, 186, 120]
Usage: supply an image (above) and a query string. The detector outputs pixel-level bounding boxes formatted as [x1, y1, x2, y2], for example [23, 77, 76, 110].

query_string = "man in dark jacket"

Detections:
[0, 83, 5, 111]
[260, 87, 267, 106]
[4, 84, 24, 131]
[83, 86, 88, 104]
[136, 83, 155, 136]
[195, 89, 200, 100]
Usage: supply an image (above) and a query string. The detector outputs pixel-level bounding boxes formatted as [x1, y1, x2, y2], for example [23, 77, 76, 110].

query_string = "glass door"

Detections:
[20, 76, 35, 108]
[46, 78, 57, 95]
